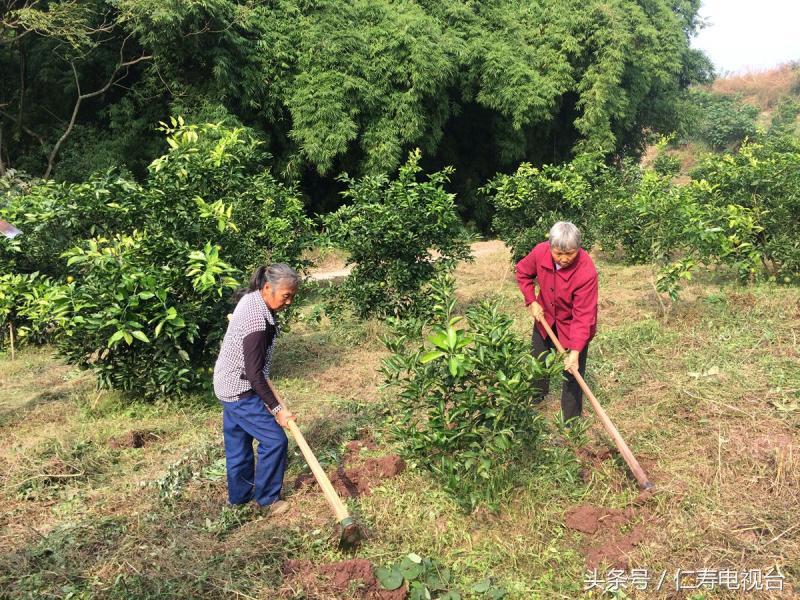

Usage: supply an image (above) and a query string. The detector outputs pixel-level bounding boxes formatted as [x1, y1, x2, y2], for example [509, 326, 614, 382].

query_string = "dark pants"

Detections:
[531, 325, 589, 421]
[221, 393, 288, 506]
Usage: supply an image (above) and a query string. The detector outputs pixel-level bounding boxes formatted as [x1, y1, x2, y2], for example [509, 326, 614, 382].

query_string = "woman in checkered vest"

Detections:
[213, 263, 299, 516]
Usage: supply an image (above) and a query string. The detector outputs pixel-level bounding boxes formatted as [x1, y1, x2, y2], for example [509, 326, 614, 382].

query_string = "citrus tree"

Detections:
[324, 150, 472, 318]
[381, 277, 560, 510]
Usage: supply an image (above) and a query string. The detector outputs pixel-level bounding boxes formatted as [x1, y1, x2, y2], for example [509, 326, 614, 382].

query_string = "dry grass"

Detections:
[711, 63, 800, 110]
[1, 247, 799, 598]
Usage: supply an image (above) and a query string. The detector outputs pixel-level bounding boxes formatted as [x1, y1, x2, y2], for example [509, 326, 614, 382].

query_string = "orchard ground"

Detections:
[1, 243, 798, 598]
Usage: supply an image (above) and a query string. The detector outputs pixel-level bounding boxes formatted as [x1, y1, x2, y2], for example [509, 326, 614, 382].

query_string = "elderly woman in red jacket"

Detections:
[515, 221, 598, 422]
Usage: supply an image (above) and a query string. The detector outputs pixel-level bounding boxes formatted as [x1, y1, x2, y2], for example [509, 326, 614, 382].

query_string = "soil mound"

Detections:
[281, 558, 406, 599]
[565, 504, 648, 568]
[294, 438, 405, 497]
[330, 456, 405, 497]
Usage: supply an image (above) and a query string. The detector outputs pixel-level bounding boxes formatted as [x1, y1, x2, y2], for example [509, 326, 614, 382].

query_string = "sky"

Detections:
[691, 0, 800, 74]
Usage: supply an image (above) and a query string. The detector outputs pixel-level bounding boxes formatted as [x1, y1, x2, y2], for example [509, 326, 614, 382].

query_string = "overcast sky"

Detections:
[691, 0, 800, 74]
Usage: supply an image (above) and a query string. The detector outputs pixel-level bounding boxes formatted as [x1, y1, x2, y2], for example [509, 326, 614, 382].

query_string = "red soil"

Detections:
[281, 558, 406, 599]
[565, 504, 649, 568]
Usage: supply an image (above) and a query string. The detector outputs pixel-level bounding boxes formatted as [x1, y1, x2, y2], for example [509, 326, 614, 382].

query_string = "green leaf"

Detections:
[376, 567, 404, 591]
[428, 330, 448, 350]
[131, 330, 150, 343]
[446, 327, 457, 350]
[399, 557, 424, 581]
[408, 582, 431, 600]
[448, 356, 459, 377]
[123, 331, 133, 345]
[472, 579, 492, 594]
[107, 330, 125, 347]
[420, 350, 445, 364]
[407, 553, 423, 564]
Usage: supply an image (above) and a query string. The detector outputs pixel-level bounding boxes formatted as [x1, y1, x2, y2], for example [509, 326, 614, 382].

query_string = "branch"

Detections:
[43, 45, 152, 179]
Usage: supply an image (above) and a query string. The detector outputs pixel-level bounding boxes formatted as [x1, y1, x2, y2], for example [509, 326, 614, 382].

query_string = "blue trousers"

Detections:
[221, 394, 288, 506]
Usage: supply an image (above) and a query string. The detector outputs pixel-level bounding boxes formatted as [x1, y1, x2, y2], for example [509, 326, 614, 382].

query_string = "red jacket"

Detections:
[515, 241, 598, 352]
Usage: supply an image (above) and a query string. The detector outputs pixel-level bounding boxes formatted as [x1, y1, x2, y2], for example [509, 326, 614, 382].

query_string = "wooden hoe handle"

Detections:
[266, 380, 351, 522]
[537, 317, 654, 490]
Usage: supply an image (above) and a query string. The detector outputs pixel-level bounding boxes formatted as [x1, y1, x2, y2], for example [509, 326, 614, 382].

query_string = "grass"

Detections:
[1, 245, 798, 598]
[711, 63, 800, 111]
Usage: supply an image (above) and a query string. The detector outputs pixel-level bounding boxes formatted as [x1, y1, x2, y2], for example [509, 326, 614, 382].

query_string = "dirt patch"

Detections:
[576, 446, 613, 468]
[345, 438, 379, 457]
[749, 432, 793, 459]
[281, 558, 406, 599]
[565, 504, 649, 568]
[565, 505, 634, 534]
[725, 291, 757, 310]
[329, 456, 405, 498]
[107, 430, 158, 449]
[294, 437, 405, 497]
[584, 526, 647, 569]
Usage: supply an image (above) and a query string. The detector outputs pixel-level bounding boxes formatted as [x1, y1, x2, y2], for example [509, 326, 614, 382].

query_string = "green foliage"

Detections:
[690, 137, 800, 282]
[381, 276, 560, 511]
[0, 271, 59, 347]
[593, 136, 800, 296]
[148, 442, 224, 505]
[680, 90, 759, 150]
[1, 120, 313, 399]
[0, 172, 144, 277]
[324, 149, 472, 318]
[485, 153, 620, 261]
[769, 97, 800, 137]
[651, 135, 681, 177]
[376, 553, 507, 600]
[2, 0, 708, 226]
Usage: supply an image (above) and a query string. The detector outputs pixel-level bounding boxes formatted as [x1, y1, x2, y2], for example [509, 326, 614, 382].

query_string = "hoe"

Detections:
[267, 380, 365, 549]
[537, 315, 655, 493]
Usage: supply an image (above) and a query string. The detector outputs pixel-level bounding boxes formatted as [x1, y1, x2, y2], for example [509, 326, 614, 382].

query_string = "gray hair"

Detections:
[548, 221, 581, 251]
[235, 263, 299, 302]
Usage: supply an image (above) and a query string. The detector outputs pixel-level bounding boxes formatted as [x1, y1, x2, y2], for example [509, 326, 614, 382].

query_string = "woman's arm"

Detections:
[569, 273, 599, 353]
[515, 249, 539, 305]
[242, 328, 281, 412]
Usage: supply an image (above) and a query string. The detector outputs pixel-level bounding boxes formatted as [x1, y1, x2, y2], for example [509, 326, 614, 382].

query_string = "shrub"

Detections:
[2, 119, 314, 398]
[0, 272, 59, 347]
[485, 154, 618, 262]
[0, 172, 143, 277]
[683, 90, 759, 150]
[690, 137, 800, 282]
[381, 277, 560, 510]
[592, 138, 800, 298]
[324, 149, 472, 318]
[651, 135, 681, 177]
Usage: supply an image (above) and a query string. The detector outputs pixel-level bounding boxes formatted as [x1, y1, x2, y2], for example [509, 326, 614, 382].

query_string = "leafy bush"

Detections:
[651, 135, 681, 177]
[1, 119, 314, 398]
[594, 169, 688, 265]
[485, 154, 619, 262]
[592, 137, 800, 298]
[0, 272, 59, 347]
[381, 277, 560, 510]
[324, 149, 472, 318]
[683, 90, 759, 150]
[0, 172, 142, 277]
[690, 137, 800, 282]
[768, 98, 800, 137]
